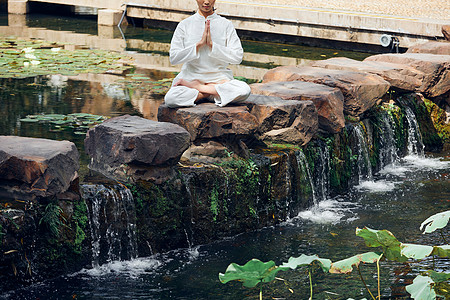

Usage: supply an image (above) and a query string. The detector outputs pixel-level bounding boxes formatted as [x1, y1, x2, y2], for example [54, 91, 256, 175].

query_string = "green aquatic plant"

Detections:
[219, 210, 450, 299]
[219, 255, 331, 299]
[20, 113, 108, 135]
[39, 202, 67, 237]
[0, 37, 133, 78]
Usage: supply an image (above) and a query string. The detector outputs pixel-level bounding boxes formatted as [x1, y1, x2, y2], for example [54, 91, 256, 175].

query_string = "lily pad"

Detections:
[280, 254, 331, 272]
[420, 210, 450, 234]
[219, 259, 287, 288]
[405, 275, 436, 300]
[329, 252, 382, 274]
[356, 227, 407, 262]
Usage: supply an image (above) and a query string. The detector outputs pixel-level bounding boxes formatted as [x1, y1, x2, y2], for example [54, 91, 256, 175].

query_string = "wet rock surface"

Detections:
[250, 81, 345, 133]
[262, 66, 390, 116]
[84, 115, 190, 183]
[364, 53, 450, 100]
[0, 136, 79, 200]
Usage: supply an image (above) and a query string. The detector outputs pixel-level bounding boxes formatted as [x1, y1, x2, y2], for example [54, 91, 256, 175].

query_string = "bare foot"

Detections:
[174, 79, 202, 89]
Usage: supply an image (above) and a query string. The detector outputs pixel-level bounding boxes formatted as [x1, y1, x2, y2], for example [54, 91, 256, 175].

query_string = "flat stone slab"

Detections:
[243, 94, 318, 145]
[250, 81, 344, 133]
[312, 57, 424, 92]
[0, 136, 79, 199]
[364, 53, 450, 99]
[407, 41, 450, 55]
[158, 103, 259, 141]
[85, 115, 190, 183]
[263, 66, 390, 116]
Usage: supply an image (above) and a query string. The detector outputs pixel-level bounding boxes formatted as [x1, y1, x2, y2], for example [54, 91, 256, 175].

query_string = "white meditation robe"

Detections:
[164, 12, 251, 107]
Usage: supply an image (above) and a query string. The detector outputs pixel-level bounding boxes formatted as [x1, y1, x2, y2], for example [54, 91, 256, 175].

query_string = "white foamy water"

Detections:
[77, 257, 163, 278]
[355, 180, 398, 193]
[402, 155, 450, 170]
[291, 199, 359, 224]
[378, 163, 410, 176]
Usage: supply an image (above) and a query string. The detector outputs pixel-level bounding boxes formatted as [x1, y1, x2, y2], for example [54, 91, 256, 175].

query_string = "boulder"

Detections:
[263, 66, 390, 116]
[407, 41, 450, 55]
[242, 94, 318, 145]
[250, 81, 344, 133]
[312, 57, 424, 92]
[158, 103, 259, 141]
[364, 53, 450, 99]
[0, 136, 79, 199]
[84, 115, 190, 183]
[443, 25, 450, 41]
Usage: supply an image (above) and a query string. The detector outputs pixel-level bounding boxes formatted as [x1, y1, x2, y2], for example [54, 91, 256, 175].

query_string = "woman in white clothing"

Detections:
[164, 0, 251, 108]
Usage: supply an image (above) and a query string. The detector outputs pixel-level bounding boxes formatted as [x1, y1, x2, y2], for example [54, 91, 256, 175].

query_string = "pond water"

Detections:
[0, 13, 449, 300]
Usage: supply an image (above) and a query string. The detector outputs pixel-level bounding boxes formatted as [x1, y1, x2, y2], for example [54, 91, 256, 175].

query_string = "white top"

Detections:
[169, 12, 243, 83]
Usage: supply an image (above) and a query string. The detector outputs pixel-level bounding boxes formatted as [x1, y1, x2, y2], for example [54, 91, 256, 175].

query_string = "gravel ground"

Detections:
[239, 0, 449, 21]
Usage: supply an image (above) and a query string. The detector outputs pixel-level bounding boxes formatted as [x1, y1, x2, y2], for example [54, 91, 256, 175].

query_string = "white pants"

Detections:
[164, 79, 251, 108]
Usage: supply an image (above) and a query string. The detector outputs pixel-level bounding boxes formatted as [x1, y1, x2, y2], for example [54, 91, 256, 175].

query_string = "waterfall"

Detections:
[82, 183, 138, 267]
[352, 124, 373, 182]
[314, 142, 330, 201]
[295, 150, 317, 205]
[404, 107, 425, 156]
[378, 112, 398, 168]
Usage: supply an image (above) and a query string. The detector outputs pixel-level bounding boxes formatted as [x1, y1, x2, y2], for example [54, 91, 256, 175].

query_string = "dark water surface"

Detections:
[0, 13, 448, 300]
[1, 155, 449, 299]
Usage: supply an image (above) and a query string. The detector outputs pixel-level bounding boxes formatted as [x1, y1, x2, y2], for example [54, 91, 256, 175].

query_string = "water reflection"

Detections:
[1, 13, 371, 81]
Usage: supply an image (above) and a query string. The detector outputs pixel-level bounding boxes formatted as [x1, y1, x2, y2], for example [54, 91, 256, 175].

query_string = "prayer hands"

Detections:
[197, 20, 212, 51]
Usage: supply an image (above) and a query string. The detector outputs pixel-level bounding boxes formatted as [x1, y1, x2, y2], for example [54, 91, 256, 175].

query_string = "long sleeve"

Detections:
[169, 23, 200, 65]
[209, 22, 243, 64]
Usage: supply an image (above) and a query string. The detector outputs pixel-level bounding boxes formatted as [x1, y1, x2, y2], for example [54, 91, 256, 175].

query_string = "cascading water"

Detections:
[295, 150, 317, 205]
[314, 142, 330, 201]
[81, 183, 138, 267]
[352, 123, 373, 182]
[404, 106, 425, 156]
[378, 111, 399, 168]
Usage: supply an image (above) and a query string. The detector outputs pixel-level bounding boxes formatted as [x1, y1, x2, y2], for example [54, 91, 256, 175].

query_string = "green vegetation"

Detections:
[422, 98, 450, 144]
[219, 210, 450, 299]
[20, 113, 108, 135]
[39, 202, 66, 237]
[0, 37, 132, 78]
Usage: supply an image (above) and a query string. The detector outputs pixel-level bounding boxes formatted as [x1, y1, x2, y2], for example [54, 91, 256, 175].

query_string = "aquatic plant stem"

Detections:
[260, 285, 262, 300]
[357, 265, 376, 300]
[377, 254, 383, 299]
[309, 269, 313, 300]
[439, 230, 448, 244]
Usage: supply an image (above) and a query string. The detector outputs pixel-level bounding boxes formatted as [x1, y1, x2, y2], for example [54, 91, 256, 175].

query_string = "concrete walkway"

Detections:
[243, 0, 449, 21]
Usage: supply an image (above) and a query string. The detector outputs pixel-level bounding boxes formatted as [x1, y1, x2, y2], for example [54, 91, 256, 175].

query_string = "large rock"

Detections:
[364, 53, 450, 100]
[407, 42, 450, 55]
[250, 81, 344, 133]
[312, 57, 424, 92]
[0, 136, 79, 199]
[84, 115, 190, 183]
[242, 94, 318, 145]
[158, 103, 259, 141]
[263, 66, 390, 116]
[443, 25, 450, 41]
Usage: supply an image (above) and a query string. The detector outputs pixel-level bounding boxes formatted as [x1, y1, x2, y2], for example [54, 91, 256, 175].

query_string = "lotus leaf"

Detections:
[280, 254, 331, 272]
[420, 210, 450, 234]
[431, 245, 450, 258]
[219, 259, 287, 288]
[329, 252, 382, 274]
[405, 275, 436, 300]
[400, 244, 434, 260]
[356, 227, 407, 262]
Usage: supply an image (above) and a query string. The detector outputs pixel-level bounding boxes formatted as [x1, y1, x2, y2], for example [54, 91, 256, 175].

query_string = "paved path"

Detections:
[234, 0, 449, 21]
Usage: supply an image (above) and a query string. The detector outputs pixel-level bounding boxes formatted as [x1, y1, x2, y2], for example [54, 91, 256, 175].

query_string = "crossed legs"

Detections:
[164, 78, 251, 108]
